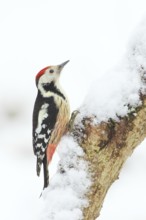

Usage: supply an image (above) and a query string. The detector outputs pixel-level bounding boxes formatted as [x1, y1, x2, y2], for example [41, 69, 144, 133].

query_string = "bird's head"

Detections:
[35, 60, 69, 86]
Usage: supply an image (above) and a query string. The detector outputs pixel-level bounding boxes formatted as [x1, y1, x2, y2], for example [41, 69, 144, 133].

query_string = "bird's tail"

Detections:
[36, 153, 49, 188]
[43, 153, 49, 189]
[36, 157, 42, 176]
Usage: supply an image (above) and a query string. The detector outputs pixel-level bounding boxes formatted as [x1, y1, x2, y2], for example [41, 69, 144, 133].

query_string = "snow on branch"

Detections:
[39, 19, 146, 220]
[77, 20, 146, 124]
[40, 136, 91, 220]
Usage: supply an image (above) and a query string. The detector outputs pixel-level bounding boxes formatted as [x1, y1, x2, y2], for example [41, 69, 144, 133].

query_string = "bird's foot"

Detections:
[68, 110, 80, 132]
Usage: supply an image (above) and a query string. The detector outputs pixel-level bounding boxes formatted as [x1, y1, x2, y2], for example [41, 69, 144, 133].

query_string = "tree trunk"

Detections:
[72, 96, 146, 220]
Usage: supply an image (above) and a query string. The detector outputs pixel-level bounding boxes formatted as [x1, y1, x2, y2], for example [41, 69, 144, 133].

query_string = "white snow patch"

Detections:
[76, 20, 146, 124]
[127, 18, 146, 71]
[39, 136, 91, 220]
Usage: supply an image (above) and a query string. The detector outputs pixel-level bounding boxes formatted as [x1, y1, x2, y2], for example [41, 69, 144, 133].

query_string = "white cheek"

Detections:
[47, 74, 54, 80]
[40, 73, 54, 83]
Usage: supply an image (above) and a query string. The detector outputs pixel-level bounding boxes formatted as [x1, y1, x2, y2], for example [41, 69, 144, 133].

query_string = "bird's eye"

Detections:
[49, 69, 54, 74]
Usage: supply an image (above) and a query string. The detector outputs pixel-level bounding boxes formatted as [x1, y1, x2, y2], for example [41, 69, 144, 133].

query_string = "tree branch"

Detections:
[72, 96, 146, 219]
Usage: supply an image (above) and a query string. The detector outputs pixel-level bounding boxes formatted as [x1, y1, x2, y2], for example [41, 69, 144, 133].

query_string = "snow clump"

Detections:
[39, 136, 91, 220]
[77, 20, 146, 124]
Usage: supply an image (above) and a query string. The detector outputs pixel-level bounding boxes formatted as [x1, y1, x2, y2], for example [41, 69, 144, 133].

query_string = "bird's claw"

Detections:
[68, 110, 80, 132]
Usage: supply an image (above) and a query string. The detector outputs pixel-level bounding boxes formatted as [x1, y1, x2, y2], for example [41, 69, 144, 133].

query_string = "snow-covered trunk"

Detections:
[39, 19, 146, 220]
[73, 100, 146, 219]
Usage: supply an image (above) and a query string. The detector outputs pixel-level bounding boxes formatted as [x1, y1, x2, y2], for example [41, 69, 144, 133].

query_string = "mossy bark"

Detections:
[72, 97, 146, 220]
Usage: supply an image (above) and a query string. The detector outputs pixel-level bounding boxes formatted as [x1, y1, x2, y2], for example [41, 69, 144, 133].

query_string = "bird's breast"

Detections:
[49, 97, 70, 145]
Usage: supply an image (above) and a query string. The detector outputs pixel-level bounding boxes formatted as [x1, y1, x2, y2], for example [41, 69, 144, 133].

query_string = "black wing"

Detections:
[32, 92, 59, 175]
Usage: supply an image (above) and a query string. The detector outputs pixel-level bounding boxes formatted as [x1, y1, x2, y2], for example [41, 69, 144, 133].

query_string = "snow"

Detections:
[77, 20, 146, 124]
[0, 0, 146, 220]
[40, 136, 91, 220]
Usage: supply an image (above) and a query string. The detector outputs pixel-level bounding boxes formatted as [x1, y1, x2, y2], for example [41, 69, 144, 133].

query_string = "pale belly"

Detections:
[47, 99, 70, 163]
[49, 99, 70, 145]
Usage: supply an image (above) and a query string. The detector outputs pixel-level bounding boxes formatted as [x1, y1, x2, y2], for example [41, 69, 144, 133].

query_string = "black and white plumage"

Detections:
[32, 61, 70, 189]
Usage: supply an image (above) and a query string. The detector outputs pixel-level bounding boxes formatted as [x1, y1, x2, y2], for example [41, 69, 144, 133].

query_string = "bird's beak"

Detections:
[58, 60, 70, 71]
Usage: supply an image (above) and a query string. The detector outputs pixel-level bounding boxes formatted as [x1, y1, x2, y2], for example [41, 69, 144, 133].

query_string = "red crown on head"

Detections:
[36, 66, 50, 80]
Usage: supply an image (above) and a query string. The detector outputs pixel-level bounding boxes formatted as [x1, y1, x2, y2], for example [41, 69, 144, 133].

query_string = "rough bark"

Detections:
[72, 96, 146, 220]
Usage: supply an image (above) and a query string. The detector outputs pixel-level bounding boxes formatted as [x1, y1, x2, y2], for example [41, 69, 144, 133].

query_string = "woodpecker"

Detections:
[32, 60, 70, 189]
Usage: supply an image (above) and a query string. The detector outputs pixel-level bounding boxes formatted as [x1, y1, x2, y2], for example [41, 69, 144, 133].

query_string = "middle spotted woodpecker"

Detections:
[32, 60, 70, 189]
